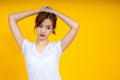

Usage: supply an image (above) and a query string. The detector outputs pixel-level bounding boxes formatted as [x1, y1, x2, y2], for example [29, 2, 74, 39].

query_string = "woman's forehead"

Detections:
[41, 19, 52, 25]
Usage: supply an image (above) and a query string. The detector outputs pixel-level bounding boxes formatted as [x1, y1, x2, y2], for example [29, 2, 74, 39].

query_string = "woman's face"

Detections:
[36, 18, 53, 40]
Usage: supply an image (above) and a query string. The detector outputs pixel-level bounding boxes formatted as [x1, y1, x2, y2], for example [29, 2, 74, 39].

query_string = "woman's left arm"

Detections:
[53, 10, 79, 51]
[43, 6, 80, 52]
[53, 10, 80, 52]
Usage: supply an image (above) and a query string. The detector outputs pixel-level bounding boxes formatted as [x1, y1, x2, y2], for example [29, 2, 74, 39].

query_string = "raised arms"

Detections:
[8, 6, 79, 52]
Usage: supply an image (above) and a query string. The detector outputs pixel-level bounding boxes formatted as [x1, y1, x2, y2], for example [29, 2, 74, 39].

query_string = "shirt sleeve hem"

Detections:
[58, 40, 63, 55]
[21, 38, 26, 53]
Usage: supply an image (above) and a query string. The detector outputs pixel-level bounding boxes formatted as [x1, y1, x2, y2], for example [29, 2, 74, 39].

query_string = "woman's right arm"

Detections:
[8, 9, 41, 50]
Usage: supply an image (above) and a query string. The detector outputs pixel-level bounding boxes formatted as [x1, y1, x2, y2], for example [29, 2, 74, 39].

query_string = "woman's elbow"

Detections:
[74, 23, 80, 29]
[8, 14, 17, 21]
[8, 14, 14, 20]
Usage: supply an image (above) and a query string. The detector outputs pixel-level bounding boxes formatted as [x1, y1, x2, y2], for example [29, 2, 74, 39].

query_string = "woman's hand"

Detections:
[38, 6, 54, 13]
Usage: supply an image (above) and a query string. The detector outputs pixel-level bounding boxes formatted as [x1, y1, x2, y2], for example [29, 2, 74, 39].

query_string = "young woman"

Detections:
[8, 6, 79, 80]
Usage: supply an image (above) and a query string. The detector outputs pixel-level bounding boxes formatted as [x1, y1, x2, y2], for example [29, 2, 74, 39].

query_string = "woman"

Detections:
[8, 6, 79, 80]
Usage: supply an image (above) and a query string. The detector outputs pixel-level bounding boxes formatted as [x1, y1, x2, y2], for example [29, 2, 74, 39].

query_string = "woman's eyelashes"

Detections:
[47, 27, 51, 29]
[46, 25, 52, 29]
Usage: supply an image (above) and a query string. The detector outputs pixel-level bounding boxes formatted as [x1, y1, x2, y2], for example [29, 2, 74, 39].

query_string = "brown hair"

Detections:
[34, 11, 57, 34]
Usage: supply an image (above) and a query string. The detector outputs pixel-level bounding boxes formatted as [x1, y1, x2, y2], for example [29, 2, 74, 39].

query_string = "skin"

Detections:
[35, 18, 53, 53]
[36, 18, 53, 41]
[8, 6, 79, 53]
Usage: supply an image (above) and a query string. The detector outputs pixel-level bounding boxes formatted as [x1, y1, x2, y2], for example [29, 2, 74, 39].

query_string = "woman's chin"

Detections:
[38, 36, 47, 40]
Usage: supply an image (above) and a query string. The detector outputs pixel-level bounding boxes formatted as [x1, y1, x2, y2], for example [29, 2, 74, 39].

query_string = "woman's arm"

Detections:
[53, 10, 80, 52]
[43, 6, 80, 52]
[8, 7, 46, 50]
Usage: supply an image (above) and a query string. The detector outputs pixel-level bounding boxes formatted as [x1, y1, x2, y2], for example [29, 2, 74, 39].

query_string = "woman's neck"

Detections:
[35, 38, 49, 46]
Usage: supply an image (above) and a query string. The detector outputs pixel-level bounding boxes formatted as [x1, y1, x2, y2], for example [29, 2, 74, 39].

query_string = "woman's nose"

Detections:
[41, 28, 45, 33]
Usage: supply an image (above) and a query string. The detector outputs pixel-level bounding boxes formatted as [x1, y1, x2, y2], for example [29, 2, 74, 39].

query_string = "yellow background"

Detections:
[0, 0, 120, 80]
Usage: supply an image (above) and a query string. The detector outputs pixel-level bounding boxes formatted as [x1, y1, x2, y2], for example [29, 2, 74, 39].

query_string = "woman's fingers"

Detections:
[42, 6, 51, 9]
[43, 6, 53, 10]
[38, 6, 53, 13]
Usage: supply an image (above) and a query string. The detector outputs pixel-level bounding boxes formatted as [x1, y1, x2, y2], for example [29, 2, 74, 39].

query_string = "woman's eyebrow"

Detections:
[46, 25, 52, 27]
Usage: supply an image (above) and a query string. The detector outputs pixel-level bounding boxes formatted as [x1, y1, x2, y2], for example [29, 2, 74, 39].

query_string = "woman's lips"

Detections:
[40, 34, 45, 37]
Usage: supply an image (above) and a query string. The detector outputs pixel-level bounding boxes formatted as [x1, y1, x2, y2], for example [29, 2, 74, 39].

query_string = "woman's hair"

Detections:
[34, 11, 57, 34]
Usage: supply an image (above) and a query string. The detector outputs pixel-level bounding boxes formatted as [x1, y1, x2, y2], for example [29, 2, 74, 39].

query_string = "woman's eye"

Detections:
[47, 27, 51, 29]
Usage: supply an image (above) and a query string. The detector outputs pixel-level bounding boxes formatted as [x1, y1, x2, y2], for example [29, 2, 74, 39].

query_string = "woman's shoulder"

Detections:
[49, 40, 61, 48]
[22, 38, 34, 47]
[49, 40, 61, 44]
[49, 40, 62, 54]
[21, 38, 33, 53]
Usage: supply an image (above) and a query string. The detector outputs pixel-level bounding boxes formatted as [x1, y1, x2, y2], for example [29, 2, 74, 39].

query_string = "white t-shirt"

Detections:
[21, 38, 62, 80]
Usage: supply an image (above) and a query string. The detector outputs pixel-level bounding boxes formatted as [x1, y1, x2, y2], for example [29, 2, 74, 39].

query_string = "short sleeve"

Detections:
[21, 38, 31, 54]
[56, 40, 62, 56]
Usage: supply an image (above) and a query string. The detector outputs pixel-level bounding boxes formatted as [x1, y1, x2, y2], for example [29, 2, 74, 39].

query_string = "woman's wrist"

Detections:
[51, 9, 58, 15]
[35, 9, 42, 14]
